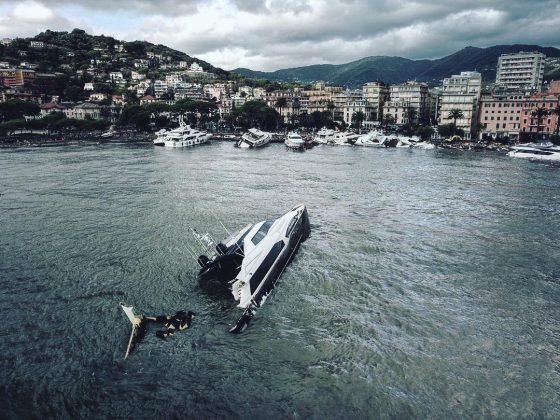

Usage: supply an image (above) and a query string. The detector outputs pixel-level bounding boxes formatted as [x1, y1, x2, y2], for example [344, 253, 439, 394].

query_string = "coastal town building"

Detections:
[29, 41, 44, 49]
[39, 102, 66, 117]
[479, 93, 526, 140]
[343, 100, 375, 128]
[495, 51, 546, 92]
[388, 81, 430, 124]
[362, 82, 389, 121]
[131, 71, 145, 81]
[64, 102, 102, 120]
[0, 38, 12, 46]
[330, 90, 362, 122]
[382, 100, 411, 126]
[89, 93, 109, 102]
[519, 93, 559, 136]
[140, 95, 157, 105]
[439, 71, 482, 139]
[0, 68, 36, 87]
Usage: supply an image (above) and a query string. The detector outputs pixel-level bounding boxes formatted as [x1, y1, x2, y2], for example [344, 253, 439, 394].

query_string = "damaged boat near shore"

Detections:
[197, 204, 310, 333]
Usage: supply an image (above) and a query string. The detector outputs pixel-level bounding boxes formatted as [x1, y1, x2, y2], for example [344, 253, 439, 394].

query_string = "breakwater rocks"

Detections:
[0, 131, 153, 148]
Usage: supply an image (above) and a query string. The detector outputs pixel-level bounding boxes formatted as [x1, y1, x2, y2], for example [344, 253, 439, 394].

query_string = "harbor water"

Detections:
[0, 142, 559, 418]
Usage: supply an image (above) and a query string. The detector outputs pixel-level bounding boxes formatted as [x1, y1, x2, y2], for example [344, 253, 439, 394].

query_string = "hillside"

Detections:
[234, 44, 560, 87]
[0, 28, 229, 78]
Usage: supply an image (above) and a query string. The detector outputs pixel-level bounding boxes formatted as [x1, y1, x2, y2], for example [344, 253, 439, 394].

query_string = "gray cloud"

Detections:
[0, 0, 558, 71]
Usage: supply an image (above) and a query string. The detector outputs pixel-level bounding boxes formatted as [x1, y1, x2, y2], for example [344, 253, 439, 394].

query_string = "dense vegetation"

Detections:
[0, 28, 229, 78]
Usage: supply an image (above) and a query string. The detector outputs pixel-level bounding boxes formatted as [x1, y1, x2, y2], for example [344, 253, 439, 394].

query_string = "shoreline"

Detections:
[0, 130, 514, 152]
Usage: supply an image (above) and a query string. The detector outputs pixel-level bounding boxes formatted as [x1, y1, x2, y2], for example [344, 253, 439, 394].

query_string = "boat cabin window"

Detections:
[251, 220, 273, 245]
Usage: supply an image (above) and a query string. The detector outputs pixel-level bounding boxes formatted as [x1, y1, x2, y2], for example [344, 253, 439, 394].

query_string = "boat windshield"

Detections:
[251, 220, 274, 245]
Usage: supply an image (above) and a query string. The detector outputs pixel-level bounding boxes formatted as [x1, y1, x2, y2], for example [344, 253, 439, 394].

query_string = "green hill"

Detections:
[234, 45, 560, 87]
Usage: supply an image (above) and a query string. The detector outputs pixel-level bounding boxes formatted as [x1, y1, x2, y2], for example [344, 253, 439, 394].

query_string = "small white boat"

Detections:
[507, 145, 560, 161]
[284, 132, 305, 150]
[237, 128, 271, 148]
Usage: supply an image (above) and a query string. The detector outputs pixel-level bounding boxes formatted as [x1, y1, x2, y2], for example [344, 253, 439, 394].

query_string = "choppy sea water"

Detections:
[0, 141, 559, 419]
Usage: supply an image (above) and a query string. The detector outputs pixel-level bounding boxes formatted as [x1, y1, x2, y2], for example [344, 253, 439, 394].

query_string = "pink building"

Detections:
[519, 94, 559, 136]
[479, 94, 525, 139]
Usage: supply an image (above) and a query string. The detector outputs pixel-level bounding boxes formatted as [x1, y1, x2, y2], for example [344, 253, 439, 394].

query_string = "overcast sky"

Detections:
[0, 0, 559, 71]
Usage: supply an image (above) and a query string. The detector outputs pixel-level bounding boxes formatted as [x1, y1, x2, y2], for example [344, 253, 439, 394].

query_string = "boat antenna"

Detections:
[204, 205, 232, 237]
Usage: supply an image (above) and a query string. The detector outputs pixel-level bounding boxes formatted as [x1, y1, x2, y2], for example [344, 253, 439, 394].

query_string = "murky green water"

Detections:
[1, 142, 559, 418]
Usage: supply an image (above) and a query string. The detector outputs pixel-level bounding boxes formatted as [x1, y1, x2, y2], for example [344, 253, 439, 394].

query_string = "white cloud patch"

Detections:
[0, 0, 558, 71]
[13, 1, 54, 23]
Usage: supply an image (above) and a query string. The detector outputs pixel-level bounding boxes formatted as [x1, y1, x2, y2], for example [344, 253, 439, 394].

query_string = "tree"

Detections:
[326, 100, 335, 119]
[406, 106, 417, 128]
[382, 113, 395, 129]
[552, 105, 560, 135]
[0, 100, 40, 121]
[531, 107, 549, 137]
[275, 97, 288, 123]
[119, 105, 150, 130]
[351, 111, 365, 131]
[414, 126, 434, 141]
[447, 109, 464, 136]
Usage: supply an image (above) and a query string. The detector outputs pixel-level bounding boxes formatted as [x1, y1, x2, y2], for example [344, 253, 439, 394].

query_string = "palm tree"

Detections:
[351, 111, 365, 131]
[327, 100, 336, 120]
[531, 106, 549, 138]
[447, 109, 464, 137]
[549, 104, 560, 135]
[274, 97, 288, 124]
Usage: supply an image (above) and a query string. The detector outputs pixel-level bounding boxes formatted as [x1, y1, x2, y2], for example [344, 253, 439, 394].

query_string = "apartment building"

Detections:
[519, 94, 559, 135]
[388, 81, 429, 124]
[0, 68, 36, 87]
[439, 71, 482, 139]
[362, 82, 389, 121]
[495, 51, 545, 92]
[479, 94, 526, 139]
[343, 100, 375, 128]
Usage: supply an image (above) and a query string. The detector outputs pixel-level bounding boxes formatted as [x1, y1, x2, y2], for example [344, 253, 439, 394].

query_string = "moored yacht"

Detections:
[237, 128, 271, 148]
[197, 204, 311, 333]
[507, 145, 560, 161]
[284, 132, 305, 150]
[163, 126, 211, 147]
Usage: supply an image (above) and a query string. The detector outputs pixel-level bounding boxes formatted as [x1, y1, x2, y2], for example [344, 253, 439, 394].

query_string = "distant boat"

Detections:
[284, 132, 305, 150]
[237, 128, 271, 148]
[154, 116, 211, 148]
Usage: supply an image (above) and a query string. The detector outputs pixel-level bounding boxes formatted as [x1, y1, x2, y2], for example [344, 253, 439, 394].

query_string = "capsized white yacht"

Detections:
[507, 145, 560, 161]
[313, 127, 335, 144]
[332, 131, 360, 146]
[196, 204, 311, 333]
[284, 132, 305, 150]
[354, 130, 387, 147]
[237, 128, 271, 148]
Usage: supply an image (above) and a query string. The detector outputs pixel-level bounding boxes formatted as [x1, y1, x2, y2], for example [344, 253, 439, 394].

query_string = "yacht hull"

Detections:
[196, 205, 310, 333]
[229, 206, 310, 333]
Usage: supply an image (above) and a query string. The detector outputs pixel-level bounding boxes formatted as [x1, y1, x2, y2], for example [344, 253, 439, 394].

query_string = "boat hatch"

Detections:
[251, 220, 273, 245]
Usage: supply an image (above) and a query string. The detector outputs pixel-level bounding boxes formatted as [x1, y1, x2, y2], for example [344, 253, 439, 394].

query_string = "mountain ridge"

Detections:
[234, 44, 560, 88]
